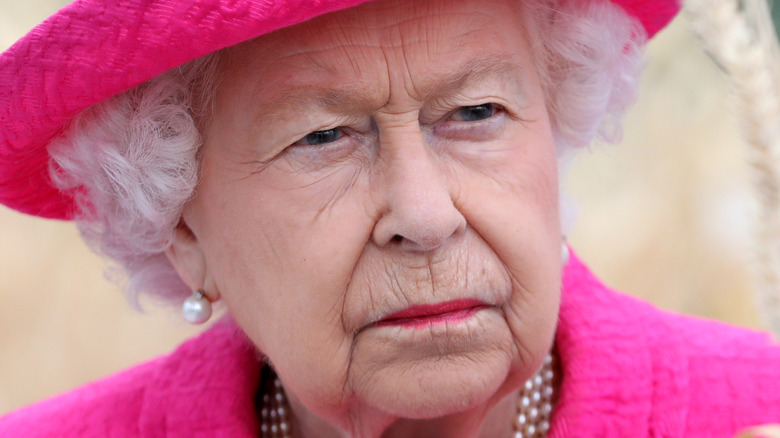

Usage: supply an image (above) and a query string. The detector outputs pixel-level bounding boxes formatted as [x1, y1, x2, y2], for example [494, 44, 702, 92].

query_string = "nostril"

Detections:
[390, 234, 403, 244]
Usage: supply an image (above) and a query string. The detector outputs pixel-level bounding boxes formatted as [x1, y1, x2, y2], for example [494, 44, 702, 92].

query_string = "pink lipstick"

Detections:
[373, 299, 487, 329]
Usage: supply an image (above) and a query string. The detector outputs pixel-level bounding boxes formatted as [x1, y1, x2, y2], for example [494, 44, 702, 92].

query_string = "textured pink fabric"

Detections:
[0, 319, 263, 437]
[0, 0, 681, 219]
[2, 251, 779, 437]
[553, 253, 780, 436]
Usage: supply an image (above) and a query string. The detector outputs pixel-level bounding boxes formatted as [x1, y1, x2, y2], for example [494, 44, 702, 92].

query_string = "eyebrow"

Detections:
[253, 54, 525, 119]
[421, 55, 525, 101]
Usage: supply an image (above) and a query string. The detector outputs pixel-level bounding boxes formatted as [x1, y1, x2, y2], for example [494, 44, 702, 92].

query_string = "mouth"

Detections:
[372, 299, 488, 329]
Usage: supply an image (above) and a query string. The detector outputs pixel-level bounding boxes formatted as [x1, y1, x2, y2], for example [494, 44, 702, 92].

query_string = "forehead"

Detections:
[216, 0, 532, 112]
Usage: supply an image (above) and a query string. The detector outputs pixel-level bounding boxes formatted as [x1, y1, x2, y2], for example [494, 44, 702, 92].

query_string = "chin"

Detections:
[351, 340, 516, 419]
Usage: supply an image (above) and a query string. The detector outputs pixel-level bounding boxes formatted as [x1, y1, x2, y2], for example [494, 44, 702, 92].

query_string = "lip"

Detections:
[371, 299, 488, 329]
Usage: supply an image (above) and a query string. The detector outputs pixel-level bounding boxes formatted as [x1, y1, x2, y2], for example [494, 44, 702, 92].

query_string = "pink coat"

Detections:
[3, 253, 780, 437]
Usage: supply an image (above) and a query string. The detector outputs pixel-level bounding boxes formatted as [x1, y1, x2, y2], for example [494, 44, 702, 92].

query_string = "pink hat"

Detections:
[0, 0, 681, 220]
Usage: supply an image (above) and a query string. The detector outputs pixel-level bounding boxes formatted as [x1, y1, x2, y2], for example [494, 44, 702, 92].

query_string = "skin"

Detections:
[165, 0, 563, 436]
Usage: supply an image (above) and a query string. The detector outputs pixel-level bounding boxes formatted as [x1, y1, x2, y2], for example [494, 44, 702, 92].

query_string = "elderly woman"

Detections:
[1, 0, 780, 436]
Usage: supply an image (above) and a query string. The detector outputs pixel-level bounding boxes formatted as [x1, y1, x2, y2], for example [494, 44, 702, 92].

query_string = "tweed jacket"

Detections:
[2, 253, 780, 437]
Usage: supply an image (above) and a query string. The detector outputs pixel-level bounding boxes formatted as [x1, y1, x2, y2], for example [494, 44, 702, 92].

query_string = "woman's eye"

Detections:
[296, 128, 343, 146]
[450, 103, 499, 122]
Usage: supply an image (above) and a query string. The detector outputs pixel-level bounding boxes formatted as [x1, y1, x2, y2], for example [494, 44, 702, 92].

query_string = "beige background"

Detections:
[0, 1, 766, 415]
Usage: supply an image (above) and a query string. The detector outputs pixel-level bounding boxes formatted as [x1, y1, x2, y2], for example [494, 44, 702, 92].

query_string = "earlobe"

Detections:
[164, 220, 211, 294]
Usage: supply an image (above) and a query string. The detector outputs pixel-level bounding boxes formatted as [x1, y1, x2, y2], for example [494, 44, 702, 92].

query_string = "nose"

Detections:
[371, 125, 466, 252]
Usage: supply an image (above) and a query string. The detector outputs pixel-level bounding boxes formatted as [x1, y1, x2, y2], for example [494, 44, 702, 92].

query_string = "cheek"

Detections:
[455, 120, 559, 243]
[192, 161, 381, 412]
[454, 123, 561, 361]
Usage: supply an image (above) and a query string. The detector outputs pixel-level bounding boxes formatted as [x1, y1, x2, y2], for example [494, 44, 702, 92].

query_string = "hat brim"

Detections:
[0, 0, 680, 219]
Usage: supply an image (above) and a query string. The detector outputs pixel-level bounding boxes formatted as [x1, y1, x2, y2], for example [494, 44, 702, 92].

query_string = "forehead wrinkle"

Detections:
[251, 83, 381, 123]
[247, 54, 523, 123]
[412, 55, 526, 102]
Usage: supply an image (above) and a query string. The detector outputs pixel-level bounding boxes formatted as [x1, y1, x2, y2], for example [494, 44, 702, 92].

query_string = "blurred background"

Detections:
[0, 0, 765, 416]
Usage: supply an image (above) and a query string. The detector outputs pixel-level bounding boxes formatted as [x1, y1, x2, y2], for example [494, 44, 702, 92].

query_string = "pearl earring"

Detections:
[561, 240, 570, 265]
[182, 289, 212, 324]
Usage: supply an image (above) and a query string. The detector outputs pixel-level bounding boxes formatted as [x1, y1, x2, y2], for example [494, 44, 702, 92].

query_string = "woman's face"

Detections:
[172, 0, 562, 431]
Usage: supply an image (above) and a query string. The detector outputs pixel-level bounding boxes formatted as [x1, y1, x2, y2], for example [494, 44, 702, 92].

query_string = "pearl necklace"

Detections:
[258, 366, 293, 437]
[258, 354, 555, 438]
[513, 354, 555, 438]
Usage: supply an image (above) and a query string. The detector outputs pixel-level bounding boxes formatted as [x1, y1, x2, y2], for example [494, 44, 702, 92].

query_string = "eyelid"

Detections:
[288, 113, 371, 146]
[448, 103, 502, 122]
[423, 94, 513, 120]
[293, 127, 344, 146]
[432, 106, 509, 141]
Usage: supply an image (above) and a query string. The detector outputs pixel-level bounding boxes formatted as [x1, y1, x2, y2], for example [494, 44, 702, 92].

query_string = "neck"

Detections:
[379, 390, 518, 438]
[286, 389, 519, 438]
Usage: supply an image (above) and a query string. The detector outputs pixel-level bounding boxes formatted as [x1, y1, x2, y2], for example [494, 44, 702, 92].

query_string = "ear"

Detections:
[165, 219, 210, 294]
